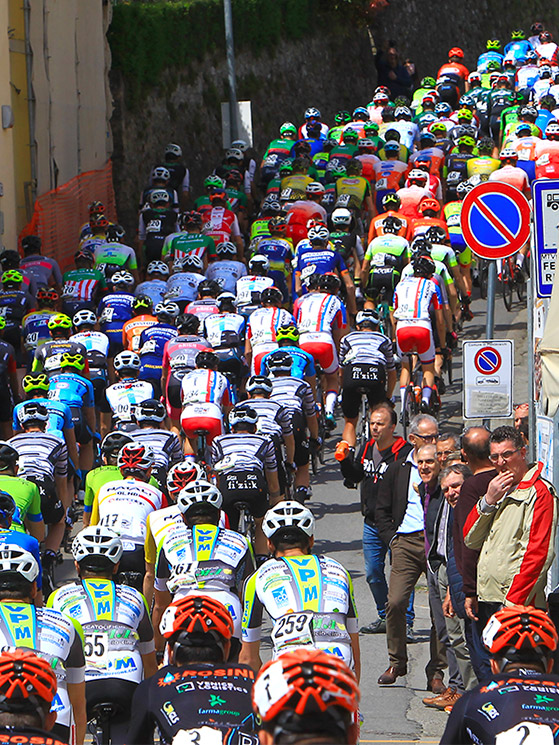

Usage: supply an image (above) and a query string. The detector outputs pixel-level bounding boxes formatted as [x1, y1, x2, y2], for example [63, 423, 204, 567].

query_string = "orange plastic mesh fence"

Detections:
[18, 160, 118, 273]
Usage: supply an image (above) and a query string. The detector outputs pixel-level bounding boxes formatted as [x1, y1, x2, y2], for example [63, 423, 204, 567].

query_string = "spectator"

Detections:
[514, 402, 529, 444]
[464, 426, 558, 629]
[436, 433, 460, 467]
[376, 44, 414, 99]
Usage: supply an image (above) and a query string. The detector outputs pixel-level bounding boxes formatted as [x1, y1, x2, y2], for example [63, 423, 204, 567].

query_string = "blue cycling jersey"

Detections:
[503, 39, 532, 62]
[138, 323, 178, 381]
[48, 372, 95, 409]
[476, 50, 504, 73]
[13, 397, 73, 439]
[260, 345, 316, 379]
[98, 292, 135, 328]
[135, 279, 167, 307]
[296, 245, 347, 295]
[0, 528, 42, 590]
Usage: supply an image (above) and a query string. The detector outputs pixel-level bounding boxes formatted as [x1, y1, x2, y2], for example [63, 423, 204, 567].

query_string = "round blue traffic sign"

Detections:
[474, 346, 502, 375]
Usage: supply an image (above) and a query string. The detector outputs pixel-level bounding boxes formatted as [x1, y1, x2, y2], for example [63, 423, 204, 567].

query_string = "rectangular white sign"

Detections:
[463, 339, 514, 419]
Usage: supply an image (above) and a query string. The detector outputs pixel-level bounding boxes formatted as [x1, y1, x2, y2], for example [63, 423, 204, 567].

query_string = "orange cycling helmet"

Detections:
[418, 197, 440, 214]
[160, 595, 234, 644]
[0, 649, 57, 710]
[253, 649, 360, 742]
[482, 605, 558, 668]
[36, 287, 59, 304]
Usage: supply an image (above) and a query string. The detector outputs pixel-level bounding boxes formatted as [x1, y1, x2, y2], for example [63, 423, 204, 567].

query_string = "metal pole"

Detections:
[223, 0, 239, 143]
[483, 260, 497, 428]
[527, 244, 536, 462]
[23, 0, 37, 209]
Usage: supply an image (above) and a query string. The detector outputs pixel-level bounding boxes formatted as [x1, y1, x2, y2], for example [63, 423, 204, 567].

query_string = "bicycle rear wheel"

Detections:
[356, 397, 370, 450]
[479, 260, 488, 299]
[502, 260, 513, 311]
[401, 384, 416, 440]
[516, 274, 525, 302]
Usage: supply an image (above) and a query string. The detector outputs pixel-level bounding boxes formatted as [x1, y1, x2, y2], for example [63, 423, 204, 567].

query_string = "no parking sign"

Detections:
[463, 340, 514, 419]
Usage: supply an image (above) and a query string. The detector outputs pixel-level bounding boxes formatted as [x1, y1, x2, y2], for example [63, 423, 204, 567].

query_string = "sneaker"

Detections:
[406, 625, 416, 643]
[360, 618, 386, 634]
[420, 400, 431, 414]
[335, 441, 351, 462]
[325, 413, 336, 432]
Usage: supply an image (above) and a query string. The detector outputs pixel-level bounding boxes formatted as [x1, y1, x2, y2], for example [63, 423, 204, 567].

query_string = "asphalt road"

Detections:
[54, 274, 530, 744]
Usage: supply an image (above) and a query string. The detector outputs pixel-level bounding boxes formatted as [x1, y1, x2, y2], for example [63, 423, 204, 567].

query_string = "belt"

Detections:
[398, 530, 424, 537]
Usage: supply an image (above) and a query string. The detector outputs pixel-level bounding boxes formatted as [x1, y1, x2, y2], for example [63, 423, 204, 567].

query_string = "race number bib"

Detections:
[495, 723, 554, 744]
[84, 632, 109, 669]
[271, 612, 314, 652]
[99, 307, 115, 324]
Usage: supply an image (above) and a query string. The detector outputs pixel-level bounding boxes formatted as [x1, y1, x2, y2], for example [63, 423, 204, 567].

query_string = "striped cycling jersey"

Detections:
[339, 330, 396, 369]
[211, 433, 277, 473]
[9, 431, 68, 480]
[236, 399, 293, 441]
[128, 427, 183, 470]
[270, 377, 316, 418]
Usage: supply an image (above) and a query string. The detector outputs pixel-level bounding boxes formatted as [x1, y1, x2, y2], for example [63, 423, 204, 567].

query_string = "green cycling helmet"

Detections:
[363, 121, 380, 134]
[458, 135, 476, 148]
[487, 59, 502, 71]
[511, 29, 526, 40]
[2, 270, 22, 285]
[204, 174, 224, 189]
[276, 324, 300, 343]
[421, 76, 436, 89]
[22, 373, 49, 393]
[47, 313, 73, 331]
[280, 122, 297, 137]
[0, 318, 6, 331]
[60, 352, 86, 372]
[486, 39, 501, 50]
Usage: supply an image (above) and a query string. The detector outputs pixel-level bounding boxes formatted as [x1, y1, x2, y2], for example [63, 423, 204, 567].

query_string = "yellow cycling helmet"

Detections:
[0, 318, 6, 331]
[2, 271, 23, 285]
[22, 373, 49, 393]
[60, 352, 86, 371]
[47, 313, 73, 331]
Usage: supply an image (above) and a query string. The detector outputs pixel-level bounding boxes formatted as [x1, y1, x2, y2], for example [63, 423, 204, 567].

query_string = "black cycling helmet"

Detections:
[133, 399, 166, 424]
[477, 136, 495, 153]
[100, 432, 134, 459]
[246, 376, 273, 395]
[412, 253, 436, 277]
[0, 442, 18, 472]
[198, 279, 221, 298]
[106, 225, 125, 243]
[266, 351, 293, 374]
[132, 294, 153, 315]
[260, 287, 284, 306]
[381, 193, 401, 211]
[355, 309, 380, 328]
[21, 235, 41, 253]
[410, 236, 432, 255]
[0, 492, 16, 531]
[176, 313, 200, 335]
[425, 225, 447, 244]
[318, 273, 341, 294]
[382, 215, 403, 235]
[195, 350, 219, 369]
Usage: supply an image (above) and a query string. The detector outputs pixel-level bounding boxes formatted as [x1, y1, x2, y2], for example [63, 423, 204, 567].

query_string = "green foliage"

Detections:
[108, 0, 349, 105]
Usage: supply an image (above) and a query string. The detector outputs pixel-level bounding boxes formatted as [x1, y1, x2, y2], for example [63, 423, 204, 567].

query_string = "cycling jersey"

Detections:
[98, 293, 135, 351]
[48, 578, 154, 684]
[503, 38, 532, 62]
[401, 259, 451, 295]
[84, 465, 160, 519]
[364, 234, 409, 273]
[161, 231, 216, 263]
[13, 397, 73, 440]
[285, 201, 328, 245]
[61, 268, 105, 305]
[393, 275, 443, 322]
[48, 371, 95, 409]
[0, 602, 84, 729]
[138, 323, 178, 383]
[247, 307, 295, 373]
[180, 369, 233, 407]
[202, 312, 246, 350]
[237, 398, 293, 443]
[32, 339, 89, 377]
[442, 670, 559, 744]
[488, 164, 530, 193]
[94, 242, 138, 274]
[328, 144, 359, 162]
[261, 345, 315, 379]
[0, 475, 42, 532]
[80, 235, 107, 256]
[280, 174, 314, 201]
[185, 299, 220, 323]
[139, 209, 178, 262]
[270, 377, 316, 420]
[396, 185, 431, 220]
[128, 427, 182, 474]
[466, 155, 501, 179]
[252, 237, 292, 279]
[0, 290, 32, 329]
[134, 279, 168, 307]
[200, 206, 241, 245]
[295, 292, 346, 334]
[165, 272, 204, 305]
[126, 662, 256, 745]
[122, 314, 158, 353]
[335, 176, 371, 210]
[409, 146, 445, 175]
[235, 275, 274, 310]
[69, 330, 110, 384]
[339, 330, 395, 369]
[91, 476, 165, 547]
[105, 379, 155, 424]
[9, 431, 68, 482]
[163, 335, 211, 381]
[295, 245, 348, 285]
[373, 160, 408, 200]
[205, 260, 247, 295]
[20, 255, 62, 288]
[22, 309, 56, 357]
[242, 554, 358, 665]
[368, 210, 410, 241]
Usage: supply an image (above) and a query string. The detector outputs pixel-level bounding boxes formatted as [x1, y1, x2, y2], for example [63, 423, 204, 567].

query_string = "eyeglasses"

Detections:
[437, 450, 454, 458]
[414, 433, 437, 442]
[488, 449, 520, 463]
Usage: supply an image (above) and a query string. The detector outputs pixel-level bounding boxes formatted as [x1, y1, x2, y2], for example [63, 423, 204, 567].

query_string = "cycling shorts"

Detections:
[252, 343, 277, 375]
[116, 545, 145, 591]
[448, 232, 472, 265]
[27, 476, 64, 525]
[86, 677, 138, 745]
[0, 383, 13, 423]
[103, 325, 125, 356]
[216, 348, 246, 387]
[291, 410, 309, 467]
[62, 299, 95, 317]
[341, 364, 387, 419]
[218, 467, 268, 521]
[300, 332, 338, 374]
[364, 266, 400, 302]
[396, 321, 435, 364]
[181, 403, 223, 443]
[70, 406, 93, 445]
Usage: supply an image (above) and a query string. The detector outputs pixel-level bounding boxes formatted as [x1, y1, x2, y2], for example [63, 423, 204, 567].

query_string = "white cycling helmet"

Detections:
[111, 271, 135, 287]
[73, 309, 97, 328]
[155, 301, 180, 319]
[113, 350, 141, 372]
[151, 166, 171, 182]
[133, 398, 166, 423]
[231, 139, 248, 152]
[331, 208, 353, 227]
[167, 461, 206, 495]
[262, 500, 315, 539]
[308, 225, 330, 242]
[225, 148, 243, 161]
[177, 480, 223, 514]
[216, 241, 237, 256]
[229, 406, 259, 428]
[72, 526, 123, 565]
[146, 260, 170, 277]
[150, 189, 170, 205]
[165, 143, 182, 158]
[178, 254, 204, 273]
[0, 547, 39, 583]
[248, 254, 270, 272]
[18, 402, 49, 425]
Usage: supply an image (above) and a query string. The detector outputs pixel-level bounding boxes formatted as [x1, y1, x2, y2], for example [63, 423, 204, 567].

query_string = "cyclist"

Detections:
[334, 158, 375, 227]
[235, 255, 275, 317]
[368, 193, 410, 241]
[329, 208, 364, 286]
[361, 216, 410, 310]
[161, 313, 211, 430]
[393, 253, 446, 416]
[165, 255, 205, 310]
[22, 288, 59, 368]
[60, 250, 106, 317]
[79, 213, 109, 256]
[137, 301, 179, 398]
[284, 184, 328, 248]
[48, 352, 95, 474]
[122, 295, 157, 353]
[245, 287, 295, 375]
[129, 399, 182, 488]
[200, 188, 244, 258]
[97, 272, 136, 357]
[127, 595, 256, 745]
[251, 216, 293, 301]
[90, 442, 165, 589]
[93, 225, 139, 284]
[70, 309, 110, 414]
[267, 352, 319, 502]
[335, 310, 396, 459]
[180, 349, 234, 455]
[152, 481, 253, 647]
[211, 407, 281, 556]
[488, 147, 531, 197]
[83, 432, 132, 526]
[0, 547, 86, 743]
[162, 142, 190, 206]
[139, 166, 177, 212]
[9, 402, 68, 560]
[442, 606, 559, 742]
[240, 501, 360, 675]
[0, 442, 43, 540]
[0, 270, 35, 358]
[185, 278, 222, 322]
[397, 169, 432, 220]
[205, 240, 247, 294]
[201, 293, 247, 386]
[48, 526, 156, 744]
[32, 313, 89, 378]
[134, 260, 169, 307]
[260, 323, 317, 393]
[295, 272, 348, 430]
[138, 189, 178, 265]
[104, 350, 154, 430]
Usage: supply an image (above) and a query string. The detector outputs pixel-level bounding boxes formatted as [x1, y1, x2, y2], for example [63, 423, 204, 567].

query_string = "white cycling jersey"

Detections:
[295, 292, 346, 335]
[247, 307, 295, 349]
[180, 368, 232, 407]
[206, 260, 247, 294]
[235, 275, 274, 307]
[92, 477, 165, 547]
[105, 379, 155, 422]
[393, 275, 443, 322]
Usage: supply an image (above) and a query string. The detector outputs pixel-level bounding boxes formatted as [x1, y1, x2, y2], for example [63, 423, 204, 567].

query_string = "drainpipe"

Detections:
[23, 0, 37, 206]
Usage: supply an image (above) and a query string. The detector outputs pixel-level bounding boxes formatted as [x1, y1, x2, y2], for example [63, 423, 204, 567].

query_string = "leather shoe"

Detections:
[443, 690, 462, 711]
[427, 677, 446, 695]
[378, 666, 406, 685]
[423, 686, 454, 709]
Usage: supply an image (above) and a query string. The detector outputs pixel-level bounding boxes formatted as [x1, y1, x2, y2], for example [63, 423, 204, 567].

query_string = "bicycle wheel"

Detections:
[516, 273, 525, 302]
[401, 384, 415, 440]
[356, 397, 370, 450]
[479, 261, 488, 299]
[502, 260, 513, 311]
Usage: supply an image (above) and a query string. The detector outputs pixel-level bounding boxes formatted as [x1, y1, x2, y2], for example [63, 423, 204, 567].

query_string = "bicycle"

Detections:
[375, 287, 393, 339]
[234, 501, 257, 569]
[311, 364, 327, 476]
[501, 255, 525, 311]
[194, 428, 211, 468]
[356, 395, 370, 451]
[88, 702, 119, 745]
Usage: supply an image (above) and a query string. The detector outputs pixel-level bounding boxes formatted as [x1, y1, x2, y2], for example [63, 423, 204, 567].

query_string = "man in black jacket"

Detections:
[339, 402, 413, 635]
[376, 413, 442, 687]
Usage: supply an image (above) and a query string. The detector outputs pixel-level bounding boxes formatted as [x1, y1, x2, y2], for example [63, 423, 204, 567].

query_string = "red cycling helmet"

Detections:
[0, 649, 57, 708]
[160, 594, 234, 642]
[449, 47, 464, 59]
[419, 197, 440, 214]
[482, 605, 558, 668]
[36, 287, 60, 304]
